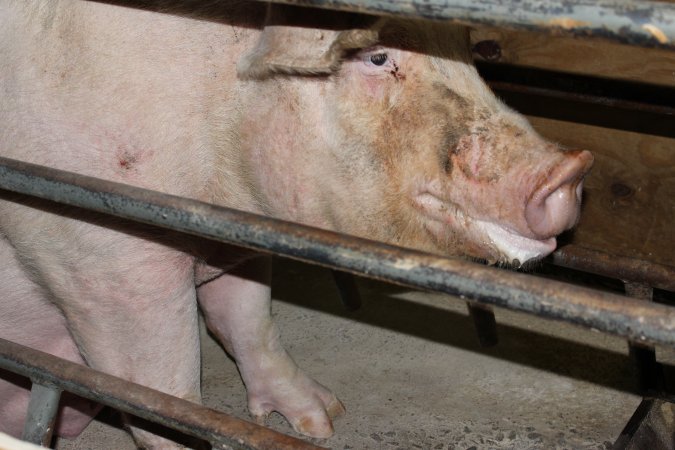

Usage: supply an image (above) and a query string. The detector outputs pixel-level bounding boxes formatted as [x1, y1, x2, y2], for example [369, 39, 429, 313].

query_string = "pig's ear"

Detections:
[238, 4, 379, 79]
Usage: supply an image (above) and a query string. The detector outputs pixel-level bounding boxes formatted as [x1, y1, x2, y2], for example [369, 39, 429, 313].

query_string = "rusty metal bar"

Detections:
[1, 157, 674, 347]
[261, 0, 675, 49]
[21, 382, 61, 447]
[0, 338, 320, 450]
[551, 245, 675, 293]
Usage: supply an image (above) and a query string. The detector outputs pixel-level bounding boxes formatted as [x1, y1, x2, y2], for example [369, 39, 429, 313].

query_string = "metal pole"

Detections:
[0, 339, 320, 450]
[625, 283, 662, 394]
[1, 157, 674, 347]
[21, 382, 62, 447]
[261, 0, 675, 49]
[552, 246, 675, 293]
[331, 270, 362, 311]
[467, 302, 498, 347]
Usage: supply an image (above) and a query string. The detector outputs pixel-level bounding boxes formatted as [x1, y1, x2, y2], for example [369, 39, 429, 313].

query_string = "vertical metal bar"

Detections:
[625, 283, 662, 394]
[21, 382, 62, 447]
[467, 302, 498, 347]
[331, 270, 362, 311]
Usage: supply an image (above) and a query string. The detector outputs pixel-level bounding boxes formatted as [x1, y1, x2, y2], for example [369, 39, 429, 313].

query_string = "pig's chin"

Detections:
[414, 192, 557, 267]
[474, 221, 557, 267]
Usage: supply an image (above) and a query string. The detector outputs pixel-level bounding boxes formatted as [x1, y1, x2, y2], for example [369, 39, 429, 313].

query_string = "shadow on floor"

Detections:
[270, 258, 668, 397]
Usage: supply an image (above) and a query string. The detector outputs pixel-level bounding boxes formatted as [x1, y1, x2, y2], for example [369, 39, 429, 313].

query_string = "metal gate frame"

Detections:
[0, 0, 674, 448]
[0, 337, 320, 449]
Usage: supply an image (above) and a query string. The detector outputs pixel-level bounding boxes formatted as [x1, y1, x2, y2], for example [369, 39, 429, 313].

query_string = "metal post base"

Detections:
[613, 398, 675, 450]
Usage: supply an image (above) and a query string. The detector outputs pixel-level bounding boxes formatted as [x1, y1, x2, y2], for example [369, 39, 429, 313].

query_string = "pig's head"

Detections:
[237, 6, 593, 267]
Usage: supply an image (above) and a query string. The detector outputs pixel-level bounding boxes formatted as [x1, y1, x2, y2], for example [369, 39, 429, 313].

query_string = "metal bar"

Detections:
[625, 283, 662, 394]
[260, 0, 675, 49]
[1, 157, 674, 347]
[331, 270, 362, 311]
[551, 245, 675, 293]
[21, 382, 61, 447]
[630, 343, 661, 393]
[466, 302, 498, 347]
[0, 338, 320, 450]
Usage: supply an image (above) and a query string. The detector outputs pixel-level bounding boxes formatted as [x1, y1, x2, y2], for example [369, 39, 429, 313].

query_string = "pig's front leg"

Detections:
[197, 257, 344, 438]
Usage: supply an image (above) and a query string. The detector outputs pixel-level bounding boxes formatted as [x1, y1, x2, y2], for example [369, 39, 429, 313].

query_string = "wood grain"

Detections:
[470, 24, 675, 269]
[527, 116, 675, 268]
[472, 27, 675, 87]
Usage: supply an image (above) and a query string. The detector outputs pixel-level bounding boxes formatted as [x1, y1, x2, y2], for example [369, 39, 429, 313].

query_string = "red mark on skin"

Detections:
[118, 151, 138, 171]
[390, 61, 406, 81]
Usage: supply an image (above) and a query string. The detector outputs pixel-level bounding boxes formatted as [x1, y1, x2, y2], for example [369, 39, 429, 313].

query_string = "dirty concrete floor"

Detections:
[56, 259, 646, 449]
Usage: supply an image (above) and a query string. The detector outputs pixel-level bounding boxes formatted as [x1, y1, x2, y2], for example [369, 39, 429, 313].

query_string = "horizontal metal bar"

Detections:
[552, 246, 675, 293]
[0, 338, 320, 450]
[260, 0, 675, 49]
[1, 156, 674, 347]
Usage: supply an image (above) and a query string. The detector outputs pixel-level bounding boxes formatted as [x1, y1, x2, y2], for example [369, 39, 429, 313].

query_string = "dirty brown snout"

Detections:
[525, 150, 594, 239]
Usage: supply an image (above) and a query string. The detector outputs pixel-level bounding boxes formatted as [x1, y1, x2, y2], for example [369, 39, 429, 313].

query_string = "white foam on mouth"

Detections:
[413, 190, 558, 265]
[477, 221, 557, 265]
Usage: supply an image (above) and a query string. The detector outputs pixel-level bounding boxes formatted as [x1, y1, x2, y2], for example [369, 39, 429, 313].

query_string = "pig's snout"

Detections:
[525, 150, 594, 239]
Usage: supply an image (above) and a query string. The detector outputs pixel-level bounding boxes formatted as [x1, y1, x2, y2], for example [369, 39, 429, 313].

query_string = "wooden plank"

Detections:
[471, 27, 675, 86]
[473, 25, 675, 269]
[526, 116, 675, 269]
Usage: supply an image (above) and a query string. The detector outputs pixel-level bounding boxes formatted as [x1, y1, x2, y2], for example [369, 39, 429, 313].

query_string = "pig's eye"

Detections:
[358, 49, 395, 74]
[369, 53, 388, 66]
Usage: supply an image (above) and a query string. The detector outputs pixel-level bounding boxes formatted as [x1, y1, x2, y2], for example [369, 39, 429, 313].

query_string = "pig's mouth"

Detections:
[474, 221, 557, 266]
[413, 192, 557, 266]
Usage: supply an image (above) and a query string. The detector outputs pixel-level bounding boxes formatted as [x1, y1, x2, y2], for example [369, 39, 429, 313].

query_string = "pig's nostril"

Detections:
[525, 150, 593, 239]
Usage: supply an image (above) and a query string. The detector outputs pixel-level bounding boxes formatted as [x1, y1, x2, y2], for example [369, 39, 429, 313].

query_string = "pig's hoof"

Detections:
[248, 375, 345, 438]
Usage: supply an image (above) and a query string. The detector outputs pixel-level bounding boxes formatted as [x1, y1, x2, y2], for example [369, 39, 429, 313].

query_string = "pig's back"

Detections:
[0, 0, 260, 201]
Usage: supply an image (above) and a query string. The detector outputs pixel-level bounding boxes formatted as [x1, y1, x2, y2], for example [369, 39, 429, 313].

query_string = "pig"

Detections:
[0, 0, 593, 447]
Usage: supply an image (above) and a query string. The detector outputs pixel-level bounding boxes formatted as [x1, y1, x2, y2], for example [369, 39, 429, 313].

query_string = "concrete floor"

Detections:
[55, 259, 646, 449]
